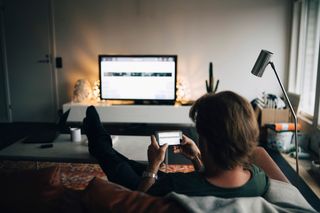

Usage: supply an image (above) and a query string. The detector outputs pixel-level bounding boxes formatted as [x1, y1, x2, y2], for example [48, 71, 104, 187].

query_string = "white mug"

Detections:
[70, 127, 81, 143]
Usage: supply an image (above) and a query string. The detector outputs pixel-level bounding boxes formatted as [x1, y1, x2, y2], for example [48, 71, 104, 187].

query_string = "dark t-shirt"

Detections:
[147, 164, 269, 197]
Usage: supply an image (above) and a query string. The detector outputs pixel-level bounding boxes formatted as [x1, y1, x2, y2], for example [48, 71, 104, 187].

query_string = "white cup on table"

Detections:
[70, 127, 81, 143]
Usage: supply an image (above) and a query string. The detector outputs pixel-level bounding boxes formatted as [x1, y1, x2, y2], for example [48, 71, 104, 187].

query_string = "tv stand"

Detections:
[133, 100, 175, 105]
[63, 102, 193, 125]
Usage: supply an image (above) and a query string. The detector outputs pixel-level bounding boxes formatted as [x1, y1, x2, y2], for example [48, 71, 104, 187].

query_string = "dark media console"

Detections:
[132, 100, 176, 105]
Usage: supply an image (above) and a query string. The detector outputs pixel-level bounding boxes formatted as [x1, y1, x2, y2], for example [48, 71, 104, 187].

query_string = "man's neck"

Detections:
[204, 166, 251, 188]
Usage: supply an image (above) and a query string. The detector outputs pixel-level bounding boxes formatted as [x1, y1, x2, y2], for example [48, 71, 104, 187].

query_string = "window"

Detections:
[289, 0, 320, 124]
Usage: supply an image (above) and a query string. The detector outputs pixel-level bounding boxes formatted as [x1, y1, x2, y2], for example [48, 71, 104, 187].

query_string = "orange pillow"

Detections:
[82, 177, 184, 213]
[0, 166, 64, 213]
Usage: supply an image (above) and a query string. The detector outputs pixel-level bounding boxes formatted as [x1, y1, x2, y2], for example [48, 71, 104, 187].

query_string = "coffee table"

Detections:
[0, 134, 149, 163]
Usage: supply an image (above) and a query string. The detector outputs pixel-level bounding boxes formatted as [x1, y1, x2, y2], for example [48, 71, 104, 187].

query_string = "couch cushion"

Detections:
[0, 166, 64, 213]
[57, 188, 86, 213]
[82, 177, 184, 213]
[263, 179, 315, 211]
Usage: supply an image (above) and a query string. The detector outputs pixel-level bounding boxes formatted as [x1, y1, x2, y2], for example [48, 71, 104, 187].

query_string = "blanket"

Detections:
[166, 179, 316, 213]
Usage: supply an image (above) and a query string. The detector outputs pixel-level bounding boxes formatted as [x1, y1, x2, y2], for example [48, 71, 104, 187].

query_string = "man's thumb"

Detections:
[161, 143, 169, 151]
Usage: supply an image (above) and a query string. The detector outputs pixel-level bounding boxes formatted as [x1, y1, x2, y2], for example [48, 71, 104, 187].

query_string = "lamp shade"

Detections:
[251, 50, 273, 77]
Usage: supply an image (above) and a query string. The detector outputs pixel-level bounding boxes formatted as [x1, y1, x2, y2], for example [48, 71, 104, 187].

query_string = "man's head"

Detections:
[190, 91, 259, 171]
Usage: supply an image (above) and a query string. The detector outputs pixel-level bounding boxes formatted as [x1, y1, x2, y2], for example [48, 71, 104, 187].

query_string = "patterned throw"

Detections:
[0, 161, 194, 190]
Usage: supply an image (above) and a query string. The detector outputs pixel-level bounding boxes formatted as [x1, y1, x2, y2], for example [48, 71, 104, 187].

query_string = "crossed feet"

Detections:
[83, 105, 114, 158]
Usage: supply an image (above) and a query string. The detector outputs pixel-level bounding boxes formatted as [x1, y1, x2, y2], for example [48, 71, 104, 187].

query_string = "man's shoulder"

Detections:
[167, 171, 203, 182]
[250, 164, 264, 173]
[249, 164, 269, 183]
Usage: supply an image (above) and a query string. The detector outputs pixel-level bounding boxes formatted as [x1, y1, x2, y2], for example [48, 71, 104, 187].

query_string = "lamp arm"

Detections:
[269, 62, 299, 174]
[269, 62, 297, 120]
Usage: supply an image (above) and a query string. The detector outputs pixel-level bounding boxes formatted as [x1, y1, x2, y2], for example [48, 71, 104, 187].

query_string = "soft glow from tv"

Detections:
[99, 55, 177, 104]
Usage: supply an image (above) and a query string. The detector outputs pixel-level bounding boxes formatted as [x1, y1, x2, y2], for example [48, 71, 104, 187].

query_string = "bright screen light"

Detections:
[99, 55, 177, 102]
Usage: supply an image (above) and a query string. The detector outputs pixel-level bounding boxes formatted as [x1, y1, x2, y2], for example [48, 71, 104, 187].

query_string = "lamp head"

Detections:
[251, 50, 273, 77]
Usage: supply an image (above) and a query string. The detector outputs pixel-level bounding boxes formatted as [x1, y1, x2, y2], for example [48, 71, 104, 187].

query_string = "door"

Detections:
[3, 0, 56, 122]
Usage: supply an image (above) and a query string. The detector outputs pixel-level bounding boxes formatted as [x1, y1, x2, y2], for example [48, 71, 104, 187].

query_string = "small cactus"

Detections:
[206, 62, 219, 93]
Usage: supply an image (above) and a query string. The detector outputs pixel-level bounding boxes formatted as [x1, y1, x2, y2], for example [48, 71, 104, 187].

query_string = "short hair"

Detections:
[189, 91, 259, 170]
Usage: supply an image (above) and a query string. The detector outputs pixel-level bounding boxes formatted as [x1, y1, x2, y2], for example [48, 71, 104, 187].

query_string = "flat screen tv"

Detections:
[99, 55, 177, 104]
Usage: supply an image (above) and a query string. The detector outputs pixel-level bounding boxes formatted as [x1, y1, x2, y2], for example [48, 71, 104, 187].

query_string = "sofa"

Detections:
[0, 165, 316, 213]
[0, 166, 184, 213]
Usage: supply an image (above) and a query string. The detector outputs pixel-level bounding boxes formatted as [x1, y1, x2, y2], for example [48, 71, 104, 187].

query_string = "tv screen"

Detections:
[99, 55, 177, 104]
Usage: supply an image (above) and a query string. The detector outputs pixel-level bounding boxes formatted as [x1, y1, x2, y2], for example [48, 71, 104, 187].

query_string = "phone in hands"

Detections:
[155, 131, 182, 146]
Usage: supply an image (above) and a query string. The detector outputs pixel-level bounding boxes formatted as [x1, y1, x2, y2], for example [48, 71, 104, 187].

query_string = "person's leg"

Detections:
[84, 106, 143, 189]
[113, 150, 147, 175]
[112, 149, 166, 178]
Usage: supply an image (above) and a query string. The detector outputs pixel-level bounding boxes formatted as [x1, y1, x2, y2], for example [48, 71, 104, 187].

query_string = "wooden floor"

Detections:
[266, 147, 320, 211]
[282, 153, 320, 198]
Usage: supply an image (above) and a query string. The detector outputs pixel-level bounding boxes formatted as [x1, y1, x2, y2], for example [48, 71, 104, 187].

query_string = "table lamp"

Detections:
[251, 49, 299, 174]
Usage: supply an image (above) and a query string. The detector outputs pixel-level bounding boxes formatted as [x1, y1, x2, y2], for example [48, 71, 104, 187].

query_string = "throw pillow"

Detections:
[82, 177, 184, 213]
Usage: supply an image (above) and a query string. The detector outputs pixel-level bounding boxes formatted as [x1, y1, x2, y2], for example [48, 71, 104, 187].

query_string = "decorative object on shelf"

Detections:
[92, 80, 101, 102]
[176, 78, 192, 105]
[251, 49, 299, 174]
[72, 79, 92, 103]
[176, 79, 185, 101]
[205, 62, 219, 94]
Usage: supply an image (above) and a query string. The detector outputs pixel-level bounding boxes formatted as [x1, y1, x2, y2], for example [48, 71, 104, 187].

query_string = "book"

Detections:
[266, 123, 302, 132]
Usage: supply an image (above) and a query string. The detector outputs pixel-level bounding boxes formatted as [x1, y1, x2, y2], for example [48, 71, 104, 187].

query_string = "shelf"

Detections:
[63, 102, 193, 125]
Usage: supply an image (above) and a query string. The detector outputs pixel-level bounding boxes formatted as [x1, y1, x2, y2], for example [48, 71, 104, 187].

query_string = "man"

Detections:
[83, 91, 286, 197]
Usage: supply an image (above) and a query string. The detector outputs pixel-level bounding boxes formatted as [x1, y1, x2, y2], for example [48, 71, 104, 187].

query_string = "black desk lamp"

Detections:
[251, 49, 299, 174]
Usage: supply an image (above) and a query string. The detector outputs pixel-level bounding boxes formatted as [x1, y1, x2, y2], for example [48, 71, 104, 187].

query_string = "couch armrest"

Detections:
[264, 179, 315, 211]
[251, 147, 289, 183]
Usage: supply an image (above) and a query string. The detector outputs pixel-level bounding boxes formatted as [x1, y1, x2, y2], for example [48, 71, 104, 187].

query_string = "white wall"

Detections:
[53, 0, 292, 104]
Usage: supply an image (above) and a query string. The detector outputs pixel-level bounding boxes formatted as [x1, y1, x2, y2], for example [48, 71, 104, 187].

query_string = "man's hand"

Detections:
[138, 136, 168, 192]
[173, 135, 204, 172]
[147, 135, 168, 173]
[173, 134, 201, 160]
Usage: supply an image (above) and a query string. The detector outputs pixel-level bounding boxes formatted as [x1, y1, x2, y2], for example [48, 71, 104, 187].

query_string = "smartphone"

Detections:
[155, 131, 182, 146]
